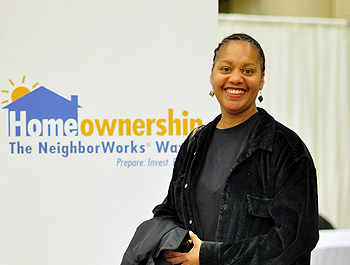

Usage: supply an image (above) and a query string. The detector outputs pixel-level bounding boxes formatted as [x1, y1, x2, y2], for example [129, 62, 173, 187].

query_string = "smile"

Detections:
[225, 88, 245, 94]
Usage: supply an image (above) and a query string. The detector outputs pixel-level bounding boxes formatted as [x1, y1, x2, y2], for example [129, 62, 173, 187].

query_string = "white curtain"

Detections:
[218, 14, 350, 229]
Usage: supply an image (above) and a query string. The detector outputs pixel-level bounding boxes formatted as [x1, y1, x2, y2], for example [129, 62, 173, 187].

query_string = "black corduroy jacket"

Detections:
[153, 108, 319, 265]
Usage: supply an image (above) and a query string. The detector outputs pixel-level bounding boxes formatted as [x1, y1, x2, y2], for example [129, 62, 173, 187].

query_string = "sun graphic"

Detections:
[1, 75, 39, 104]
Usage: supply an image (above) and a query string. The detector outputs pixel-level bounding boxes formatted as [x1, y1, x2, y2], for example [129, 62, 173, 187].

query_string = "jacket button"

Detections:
[184, 184, 188, 189]
[194, 152, 196, 155]
[189, 220, 193, 225]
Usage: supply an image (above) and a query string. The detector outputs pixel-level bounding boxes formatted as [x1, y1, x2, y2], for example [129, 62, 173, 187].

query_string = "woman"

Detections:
[123, 33, 319, 265]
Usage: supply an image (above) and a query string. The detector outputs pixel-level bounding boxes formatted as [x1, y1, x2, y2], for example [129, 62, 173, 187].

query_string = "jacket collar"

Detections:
[249, 108, 276, 152]
[191, 108, 276, 182]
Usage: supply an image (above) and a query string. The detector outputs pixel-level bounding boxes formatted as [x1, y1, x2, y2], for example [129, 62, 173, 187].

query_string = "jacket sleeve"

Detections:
[200, 140, 319, 265]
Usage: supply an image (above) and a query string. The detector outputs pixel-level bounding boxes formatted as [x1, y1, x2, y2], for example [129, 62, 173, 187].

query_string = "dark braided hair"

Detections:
[212, 33, 265, 73]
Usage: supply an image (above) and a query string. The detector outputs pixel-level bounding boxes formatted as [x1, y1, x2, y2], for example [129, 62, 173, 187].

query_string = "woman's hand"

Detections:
[164, 231, 202, 265]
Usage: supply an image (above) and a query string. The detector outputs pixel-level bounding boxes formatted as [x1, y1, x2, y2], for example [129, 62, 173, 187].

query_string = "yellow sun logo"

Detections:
[1, 75, 39, 104]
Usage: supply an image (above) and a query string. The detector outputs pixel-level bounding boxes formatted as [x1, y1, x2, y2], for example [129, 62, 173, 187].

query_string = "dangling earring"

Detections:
[209, 88, 215, 97]
[258, 90, 263, 103]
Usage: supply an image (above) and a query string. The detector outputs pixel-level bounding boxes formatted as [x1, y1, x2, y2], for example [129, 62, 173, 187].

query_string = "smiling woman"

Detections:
[123, 33, 319, 265]
[210, 40, 265, 128]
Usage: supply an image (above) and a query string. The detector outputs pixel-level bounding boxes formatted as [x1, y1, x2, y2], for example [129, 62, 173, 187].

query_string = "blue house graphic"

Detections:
[2, 86, 81, 136]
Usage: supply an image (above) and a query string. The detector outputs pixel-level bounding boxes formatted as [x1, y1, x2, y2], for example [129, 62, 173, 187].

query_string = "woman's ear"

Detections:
[210, 71, 213, 86]
[260, 72, 265, 90]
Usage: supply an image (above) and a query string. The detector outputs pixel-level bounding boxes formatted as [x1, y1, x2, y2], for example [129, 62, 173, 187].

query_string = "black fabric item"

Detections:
[319, 215, 334, 230]
[121, 217, 188, 265]
[195, 113, 259, 241]
[153, 108, 319, 265]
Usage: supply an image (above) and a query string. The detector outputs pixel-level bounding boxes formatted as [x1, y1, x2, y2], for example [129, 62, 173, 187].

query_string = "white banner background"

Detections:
[0, 1, 218, 264]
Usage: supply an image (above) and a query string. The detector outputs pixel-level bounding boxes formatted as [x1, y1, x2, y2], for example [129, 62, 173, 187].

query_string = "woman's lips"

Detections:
[224, 88, 246, 97]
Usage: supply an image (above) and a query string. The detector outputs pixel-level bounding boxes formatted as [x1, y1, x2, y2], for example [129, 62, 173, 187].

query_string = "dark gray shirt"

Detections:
[195, 113, 259, 241]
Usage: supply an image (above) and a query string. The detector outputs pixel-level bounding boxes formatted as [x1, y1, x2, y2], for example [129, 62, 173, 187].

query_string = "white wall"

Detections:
[0, 1, 218, 264]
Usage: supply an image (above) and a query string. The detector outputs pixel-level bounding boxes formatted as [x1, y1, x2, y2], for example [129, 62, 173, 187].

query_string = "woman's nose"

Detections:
[228, 70, 243, 83]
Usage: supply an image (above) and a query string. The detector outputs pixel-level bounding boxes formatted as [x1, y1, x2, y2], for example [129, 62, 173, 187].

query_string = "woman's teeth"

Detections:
[225, 89, 244, 94]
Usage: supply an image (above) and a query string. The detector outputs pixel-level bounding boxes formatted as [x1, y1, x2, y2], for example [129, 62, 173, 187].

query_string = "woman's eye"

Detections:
[242, 69, 253, 74]
[221, 67, 231, 72]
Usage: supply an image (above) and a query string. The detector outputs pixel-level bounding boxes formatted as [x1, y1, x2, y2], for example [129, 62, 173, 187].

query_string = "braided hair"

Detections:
[212, 33, 265, 73]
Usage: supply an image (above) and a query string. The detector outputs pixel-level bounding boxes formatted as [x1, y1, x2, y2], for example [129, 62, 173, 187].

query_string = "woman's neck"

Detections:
[217, 108, 258, 129]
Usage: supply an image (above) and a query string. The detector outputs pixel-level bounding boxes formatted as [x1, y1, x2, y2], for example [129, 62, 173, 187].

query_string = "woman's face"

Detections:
[210, 40, 265, 120]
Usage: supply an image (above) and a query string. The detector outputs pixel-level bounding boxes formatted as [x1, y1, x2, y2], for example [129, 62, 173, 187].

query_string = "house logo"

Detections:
[2, 76, 204, 139]
[2, 76, 80, 137]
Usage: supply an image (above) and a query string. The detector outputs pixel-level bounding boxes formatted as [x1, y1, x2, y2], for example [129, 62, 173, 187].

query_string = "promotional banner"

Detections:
[0, 1, 218, 264]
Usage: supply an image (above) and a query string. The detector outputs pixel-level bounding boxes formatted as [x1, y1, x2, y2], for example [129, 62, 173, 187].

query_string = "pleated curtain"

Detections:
[218, 13, 350, 228]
